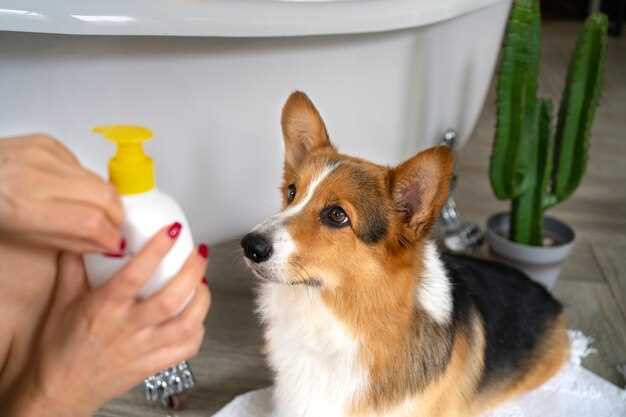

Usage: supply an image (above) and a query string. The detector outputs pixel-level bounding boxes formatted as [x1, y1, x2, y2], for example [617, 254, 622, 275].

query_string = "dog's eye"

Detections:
[287, 184, 296, 203]
[321, 206, 350, 228]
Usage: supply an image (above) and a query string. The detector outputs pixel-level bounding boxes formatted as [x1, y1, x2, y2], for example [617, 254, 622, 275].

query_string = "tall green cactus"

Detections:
[490, 0, 541, 201]
[490, 1, 608, 246]
[550, 13, 608, 206]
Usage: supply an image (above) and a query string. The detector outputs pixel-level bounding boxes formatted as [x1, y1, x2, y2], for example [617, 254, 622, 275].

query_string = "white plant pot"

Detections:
[485, 212, 576, 289]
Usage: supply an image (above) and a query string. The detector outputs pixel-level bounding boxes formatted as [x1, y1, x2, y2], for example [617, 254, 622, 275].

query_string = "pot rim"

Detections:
[486, 212, 576, 264]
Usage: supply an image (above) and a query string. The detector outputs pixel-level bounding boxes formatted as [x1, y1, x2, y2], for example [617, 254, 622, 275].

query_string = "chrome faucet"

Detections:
[439, 130, 484, 252]
[144, 360, 195, 408]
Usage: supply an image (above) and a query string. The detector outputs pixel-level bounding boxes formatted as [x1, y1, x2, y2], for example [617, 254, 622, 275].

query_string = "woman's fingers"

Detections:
[30, 156, 124, 227]
[124, 286, 208, 376]
[54, 252, 90, 309]
[49, 173, 124, 227]
[2, 133, 80, 166]
[24, 201, 124, 253]
[103, 223, 182, 299]
[33, 135, 125, 227]
[0, 133, 126, 253]
[135, 324, 206, 375]
[133, 283, 211, 355]
[28, 133, 81, 165]
[132, 245, 209, 328]
[156, 283, 211, 339]
[16, 232, 107, 254]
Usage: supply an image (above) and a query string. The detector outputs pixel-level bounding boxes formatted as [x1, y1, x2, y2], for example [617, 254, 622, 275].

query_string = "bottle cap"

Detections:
[92, 125, 155, 195]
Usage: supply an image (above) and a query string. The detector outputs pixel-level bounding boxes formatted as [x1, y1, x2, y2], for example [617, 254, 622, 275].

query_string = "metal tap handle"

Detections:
[439, 129, 484, 252]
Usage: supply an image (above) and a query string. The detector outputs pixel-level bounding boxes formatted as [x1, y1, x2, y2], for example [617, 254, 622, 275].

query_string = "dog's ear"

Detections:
[281, 91, 334, 168]
[389, 146, 454, 238]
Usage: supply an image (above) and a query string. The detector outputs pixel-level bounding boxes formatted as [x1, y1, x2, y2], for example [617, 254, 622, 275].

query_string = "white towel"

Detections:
[212, 331, 626, 417]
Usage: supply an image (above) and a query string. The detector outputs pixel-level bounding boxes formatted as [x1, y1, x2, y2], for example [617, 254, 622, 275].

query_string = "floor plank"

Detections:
[591, 237, 626, 323]
[553, 280, 626, 387]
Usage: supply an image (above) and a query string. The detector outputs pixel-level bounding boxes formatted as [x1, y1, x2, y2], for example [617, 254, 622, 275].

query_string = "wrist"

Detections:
[6, 376, 95, 417]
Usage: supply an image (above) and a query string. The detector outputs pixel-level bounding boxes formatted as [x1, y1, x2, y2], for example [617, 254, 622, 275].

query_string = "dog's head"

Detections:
[241, 91, 453, 289]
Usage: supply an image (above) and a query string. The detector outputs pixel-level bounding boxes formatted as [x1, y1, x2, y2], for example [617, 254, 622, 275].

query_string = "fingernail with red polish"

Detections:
[198, 243, 210, 259]
[202, 277, 208, 286]
[168, 222, 182, 239]
[105, 238, 126, 257]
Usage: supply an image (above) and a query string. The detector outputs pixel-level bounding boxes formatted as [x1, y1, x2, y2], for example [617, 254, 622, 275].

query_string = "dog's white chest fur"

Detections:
[257, 284, 368, 417]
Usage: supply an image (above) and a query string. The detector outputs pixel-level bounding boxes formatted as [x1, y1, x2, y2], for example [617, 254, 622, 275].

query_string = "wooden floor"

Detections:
[97, 20, 626, 417]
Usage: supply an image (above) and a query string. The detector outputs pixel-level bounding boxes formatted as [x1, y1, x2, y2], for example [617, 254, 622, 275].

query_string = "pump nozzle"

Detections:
[92, 125, 156, 195]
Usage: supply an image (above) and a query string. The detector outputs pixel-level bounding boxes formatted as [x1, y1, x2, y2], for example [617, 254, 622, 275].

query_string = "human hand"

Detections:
[0, 133, 124, 253]
[6, 224, 211, 417]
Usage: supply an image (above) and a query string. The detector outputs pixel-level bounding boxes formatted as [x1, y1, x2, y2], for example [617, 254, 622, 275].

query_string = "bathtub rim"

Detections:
[0, 0, 511, 38]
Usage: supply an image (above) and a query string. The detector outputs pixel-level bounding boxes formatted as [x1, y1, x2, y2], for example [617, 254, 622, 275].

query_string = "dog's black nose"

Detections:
[241, 233, 273, 263]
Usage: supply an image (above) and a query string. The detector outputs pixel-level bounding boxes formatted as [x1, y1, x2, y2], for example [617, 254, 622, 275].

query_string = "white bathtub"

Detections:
[0, 0, 511, 244]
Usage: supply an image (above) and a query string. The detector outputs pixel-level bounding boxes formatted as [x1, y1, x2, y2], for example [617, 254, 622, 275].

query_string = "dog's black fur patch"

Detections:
[441, 253, 563, 389]
[342, 165, 388, 244]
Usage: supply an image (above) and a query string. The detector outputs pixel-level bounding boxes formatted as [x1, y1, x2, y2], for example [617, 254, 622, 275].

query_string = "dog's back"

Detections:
[439, 253, 569, 415]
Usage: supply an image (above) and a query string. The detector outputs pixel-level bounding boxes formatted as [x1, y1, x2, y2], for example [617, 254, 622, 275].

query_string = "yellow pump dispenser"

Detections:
[92, 125, 156, 195]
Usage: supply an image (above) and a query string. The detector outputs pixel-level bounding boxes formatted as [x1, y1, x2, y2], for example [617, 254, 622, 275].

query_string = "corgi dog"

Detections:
[241, 92, 569, 417]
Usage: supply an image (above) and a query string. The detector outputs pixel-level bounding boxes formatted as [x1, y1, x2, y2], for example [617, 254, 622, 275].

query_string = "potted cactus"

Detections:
[486, 0, 608, 288]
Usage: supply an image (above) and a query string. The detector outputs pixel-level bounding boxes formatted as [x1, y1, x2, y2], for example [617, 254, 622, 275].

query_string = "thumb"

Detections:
[53, 252, 89, 309]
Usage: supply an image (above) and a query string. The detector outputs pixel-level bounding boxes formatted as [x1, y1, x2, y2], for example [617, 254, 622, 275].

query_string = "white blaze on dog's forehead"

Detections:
[250, 161, 340, 235]
[280, 161, 340, 219]
[418, 241, 453, 324]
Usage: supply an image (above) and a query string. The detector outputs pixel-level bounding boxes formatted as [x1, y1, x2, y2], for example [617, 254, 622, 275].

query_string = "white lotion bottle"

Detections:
[84, 124, 193, 298]
[83, 125, 197, 404]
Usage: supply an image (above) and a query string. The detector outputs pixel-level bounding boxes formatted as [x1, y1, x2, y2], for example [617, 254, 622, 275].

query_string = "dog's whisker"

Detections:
[287, 261, 322, 288]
